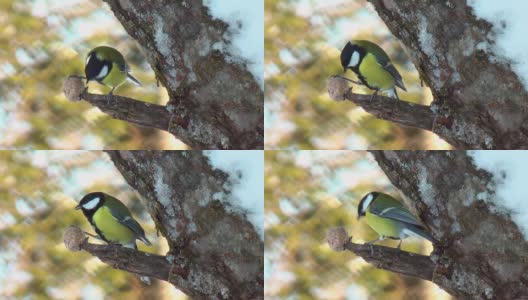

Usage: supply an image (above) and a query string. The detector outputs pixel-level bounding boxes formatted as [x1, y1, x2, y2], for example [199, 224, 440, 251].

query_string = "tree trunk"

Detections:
[369, 151, 528, 298]
[97, 0, 263, 149]
[331, 1, 528, 149]
[82, 151, 264, 299]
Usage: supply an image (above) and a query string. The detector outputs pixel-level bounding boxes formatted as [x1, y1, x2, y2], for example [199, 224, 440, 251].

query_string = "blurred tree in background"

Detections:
[0, 151, 185, 299]
[264, 151, 450, 299]
[264, 0, 450, 150]
[0, 0, 185, 149]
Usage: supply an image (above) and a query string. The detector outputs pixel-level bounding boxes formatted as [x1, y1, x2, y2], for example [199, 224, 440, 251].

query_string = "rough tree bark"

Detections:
[330, 1, 528, 149]
[361, 151, 528, 299]
[90, 1, 263, 149]
[77, 151, 263, 299]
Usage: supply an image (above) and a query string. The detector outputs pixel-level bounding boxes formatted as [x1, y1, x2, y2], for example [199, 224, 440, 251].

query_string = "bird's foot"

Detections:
[105, 94, 113, 106]
[370, 91, 379, 101]
[397, 240, 403, 251]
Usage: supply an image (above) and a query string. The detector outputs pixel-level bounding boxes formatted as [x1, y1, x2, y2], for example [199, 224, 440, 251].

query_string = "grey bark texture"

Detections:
[101, 151, 263, 299]
[101, 0, 263, 149]
[360, 0, 528, 149]
[370, 151, 528, 299]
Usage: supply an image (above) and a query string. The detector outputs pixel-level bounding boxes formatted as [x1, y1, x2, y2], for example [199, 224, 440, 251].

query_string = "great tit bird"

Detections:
[84, 46, 142, 95]
[75, 192, 152, 249]
[340, 40, 407, 100]
[357, 191, 435, 249]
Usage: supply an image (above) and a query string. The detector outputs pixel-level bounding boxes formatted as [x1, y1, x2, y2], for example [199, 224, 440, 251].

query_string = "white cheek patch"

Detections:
[348, 51, 360, 67]
[360, 193, 374, 214]
[95, 65, 109, 79]
[82, 197, 100, 210]
[86, 53, 94, 65]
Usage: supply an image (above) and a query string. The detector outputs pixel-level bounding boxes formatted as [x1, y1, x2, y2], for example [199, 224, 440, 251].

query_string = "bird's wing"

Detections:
[359, 40, 406, 91]
[370, 205, 423, 226]
[117, 62, 127, 73]
[107, 202, 147, 237]
[356, 40, 391, 65]
[126, 73, 142, 86]
[382, 63, 407, 91]
[120, 215, 147, 237]
[119, 216, 152, 246]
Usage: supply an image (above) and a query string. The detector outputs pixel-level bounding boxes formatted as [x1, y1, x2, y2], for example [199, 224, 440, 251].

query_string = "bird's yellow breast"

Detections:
[359, 53, 396, 91]
[100, 63, 126, 88]
[93, 206, 135, 244]
[365, 210, 401, 239]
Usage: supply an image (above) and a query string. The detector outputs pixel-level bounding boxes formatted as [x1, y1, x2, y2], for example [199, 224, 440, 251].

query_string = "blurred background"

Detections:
[0, 151, 186, 299]
[0, 0, 186, 149]
[264, 151, 450, 299]
[264, 0, 450, 150]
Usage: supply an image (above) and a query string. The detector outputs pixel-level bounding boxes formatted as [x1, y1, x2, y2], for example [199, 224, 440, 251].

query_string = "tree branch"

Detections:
[327, 75, 508, 149]
[326, 227, 435, 281]
[64, 75, 252, 149]
[63, 225, 243, 299]
[327, 76, 435, 131]
[81, 242, 171, 281]
[345, 241, 435, 281]
[81, 91, 188, 137]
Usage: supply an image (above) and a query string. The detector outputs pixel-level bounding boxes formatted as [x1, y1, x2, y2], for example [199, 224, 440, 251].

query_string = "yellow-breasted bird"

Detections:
[84, 46, 141, 95]
[340, 40, 406, 100]
[357, 191, 435, 249]
[75, 192, 151, 249]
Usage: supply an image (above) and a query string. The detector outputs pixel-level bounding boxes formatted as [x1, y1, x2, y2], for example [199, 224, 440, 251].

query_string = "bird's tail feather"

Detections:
[139, 235, 152, 246]
[396, 79, 407, 92]
[127, 73, 142, 86]
[406, 225, 436, 243]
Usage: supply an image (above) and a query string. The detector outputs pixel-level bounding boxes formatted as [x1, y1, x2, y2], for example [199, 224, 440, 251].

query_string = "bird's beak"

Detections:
[75, 204, 81, 210]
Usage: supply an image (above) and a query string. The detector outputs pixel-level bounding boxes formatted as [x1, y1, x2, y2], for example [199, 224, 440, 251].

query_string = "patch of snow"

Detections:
[204, 0, 264, 90]
[205, 150, 264, 239]
[469, 1, 528, 90]
[470, 151, 528, 240]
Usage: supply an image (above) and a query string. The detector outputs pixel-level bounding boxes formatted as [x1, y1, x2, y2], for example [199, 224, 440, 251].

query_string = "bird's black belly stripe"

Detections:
[89, 219, 110, 243]
[349, 55, 378, 91]
[356, 72, 378, 91]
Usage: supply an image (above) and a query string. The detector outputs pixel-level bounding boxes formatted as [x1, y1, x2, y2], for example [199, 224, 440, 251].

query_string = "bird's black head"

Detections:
[340, 42, 364, 73]
[357, 191, 379, 220]
[84, 52, 111, 84]
[76, 192, 105, 219]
